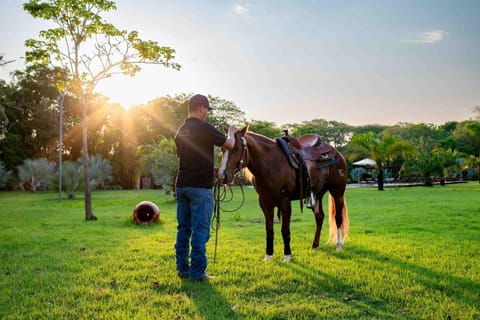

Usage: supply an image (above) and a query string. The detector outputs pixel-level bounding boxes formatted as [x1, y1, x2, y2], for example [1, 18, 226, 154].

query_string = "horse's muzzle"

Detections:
[219, 168, 234, 185]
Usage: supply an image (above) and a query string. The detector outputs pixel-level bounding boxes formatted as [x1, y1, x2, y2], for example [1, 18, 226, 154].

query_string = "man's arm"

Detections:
[222, 127, 236, 151]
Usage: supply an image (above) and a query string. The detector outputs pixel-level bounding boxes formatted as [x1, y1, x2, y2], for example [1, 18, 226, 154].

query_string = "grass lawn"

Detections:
[0, 183, 479, 319]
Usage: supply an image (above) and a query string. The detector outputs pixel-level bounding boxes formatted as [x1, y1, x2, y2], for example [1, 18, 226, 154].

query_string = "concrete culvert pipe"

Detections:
[133, 201, 160, 224]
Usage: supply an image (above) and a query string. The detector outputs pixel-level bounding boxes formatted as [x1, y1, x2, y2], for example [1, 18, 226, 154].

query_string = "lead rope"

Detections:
[212, 136, 248, 264]
[213, 178, 221, 264]
[212, 179, 246, 264]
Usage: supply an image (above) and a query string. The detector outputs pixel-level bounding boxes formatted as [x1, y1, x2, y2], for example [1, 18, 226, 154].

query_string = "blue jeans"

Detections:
[175, 187, 214, 279]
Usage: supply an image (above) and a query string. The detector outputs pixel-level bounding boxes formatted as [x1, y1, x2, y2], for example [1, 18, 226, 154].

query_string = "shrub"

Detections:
[52, 161, 84, 199]
[17, 158, 56, 192]
[465, 168, 479, 181]
[77, 154, 113, 189]
[0, 161, 13, 189]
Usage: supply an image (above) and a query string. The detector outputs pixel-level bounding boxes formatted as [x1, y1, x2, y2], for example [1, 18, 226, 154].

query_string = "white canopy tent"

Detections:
[353, 158, 377, 168]
[352, 158, 377, 184]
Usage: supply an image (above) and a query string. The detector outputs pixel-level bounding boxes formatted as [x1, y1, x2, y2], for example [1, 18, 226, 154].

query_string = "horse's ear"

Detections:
[239, 124, 249, 135]
[223, 126, 228, 134]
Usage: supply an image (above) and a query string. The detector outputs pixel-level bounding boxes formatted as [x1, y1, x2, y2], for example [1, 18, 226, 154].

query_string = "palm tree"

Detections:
[17, 158, 56, 192]
[463, 155, 480, 183]
[55, 160, 83, 199]
[433, 148, 463, 185]
[348, 131, 414, 190]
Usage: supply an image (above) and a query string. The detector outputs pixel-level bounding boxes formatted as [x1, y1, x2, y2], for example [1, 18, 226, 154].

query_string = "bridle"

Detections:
[233, 136, 249, 183]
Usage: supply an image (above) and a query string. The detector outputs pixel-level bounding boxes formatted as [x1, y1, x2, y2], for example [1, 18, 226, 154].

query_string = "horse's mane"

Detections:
[246, 131, 276, 144]
[241, 131, 277, 185]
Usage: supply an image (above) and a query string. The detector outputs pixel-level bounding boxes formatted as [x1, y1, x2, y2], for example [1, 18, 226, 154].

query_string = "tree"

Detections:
[348, 131, 414, 190]
[0, 54, 15, 67]
[433, 148, 462, 185]
[137, 137, 177, 193]
[463, 155, 480, 183]
[473, 105, 480, 122]
[452, 121, 480, 157]
[290, 119, 352, 148]
[389, 123, 453, 186]
[207, 96, 246, 129]
[0, 80, 10, 142]
[0, 66, 69, 170]
[248, 120, 283, 138]
[24, 0, 180, 220]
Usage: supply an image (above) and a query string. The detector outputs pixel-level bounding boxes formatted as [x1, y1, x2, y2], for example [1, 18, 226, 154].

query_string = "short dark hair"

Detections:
[188, 94, 213, 112]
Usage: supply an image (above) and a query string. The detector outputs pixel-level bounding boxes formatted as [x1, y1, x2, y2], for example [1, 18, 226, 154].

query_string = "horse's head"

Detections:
[218, 125, 248, 185]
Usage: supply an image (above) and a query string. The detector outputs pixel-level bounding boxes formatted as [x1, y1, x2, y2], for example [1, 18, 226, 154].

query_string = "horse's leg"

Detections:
[311, 171, 327, 249]
[311, 192, 326, 249]
[333, 195, 345, 251]
[260, 201, 275, 261]
[279, 198, 292, 262]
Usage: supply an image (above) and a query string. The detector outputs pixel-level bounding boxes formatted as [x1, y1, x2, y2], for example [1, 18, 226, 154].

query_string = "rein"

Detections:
[235, 136, 249, 182]
[212, 136, 249, 263]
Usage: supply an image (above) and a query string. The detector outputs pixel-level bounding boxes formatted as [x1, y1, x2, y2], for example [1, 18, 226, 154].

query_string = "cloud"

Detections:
[405, 30, 449, 44]
[233, 3, 249, 15]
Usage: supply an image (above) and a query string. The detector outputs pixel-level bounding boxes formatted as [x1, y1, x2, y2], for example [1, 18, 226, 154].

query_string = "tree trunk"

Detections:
[81, 96, 97, 220]
[424, 177, 433, 187]
[377, 164, 384, 191]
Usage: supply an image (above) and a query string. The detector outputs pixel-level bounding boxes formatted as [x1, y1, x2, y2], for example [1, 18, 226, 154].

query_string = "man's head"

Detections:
[188, 94, 213, 113]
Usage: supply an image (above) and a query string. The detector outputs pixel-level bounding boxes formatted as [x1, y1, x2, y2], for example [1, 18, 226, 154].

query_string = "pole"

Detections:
[57, 92, 64, 203]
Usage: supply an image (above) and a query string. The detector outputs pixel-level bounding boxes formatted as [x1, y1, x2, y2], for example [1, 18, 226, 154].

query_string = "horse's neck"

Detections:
[246, 134, 277, 176]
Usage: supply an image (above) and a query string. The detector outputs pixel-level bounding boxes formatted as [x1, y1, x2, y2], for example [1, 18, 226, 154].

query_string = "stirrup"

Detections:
[305, 192, 316, 208]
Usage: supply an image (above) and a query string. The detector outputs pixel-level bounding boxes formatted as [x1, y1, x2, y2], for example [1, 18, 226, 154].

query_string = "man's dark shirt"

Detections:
[174, 118, 226, 188]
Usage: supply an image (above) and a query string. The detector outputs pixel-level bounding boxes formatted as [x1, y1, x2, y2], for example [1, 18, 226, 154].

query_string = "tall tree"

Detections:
[24, 0, 180, 220]
[348, 131, 414, 190]
[207, 96, 246, 130]
[248, 120, 283, 138]
[0, 66, 69, 170]
[0, 80, 10, 143]
[452, 120, 480, 157]
[290, 119, 352, 148]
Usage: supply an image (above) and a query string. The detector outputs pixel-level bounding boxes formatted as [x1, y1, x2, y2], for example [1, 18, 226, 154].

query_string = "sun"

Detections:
[95, 66, 183, 109]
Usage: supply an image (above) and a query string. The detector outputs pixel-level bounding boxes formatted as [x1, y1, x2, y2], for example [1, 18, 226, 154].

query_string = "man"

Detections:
[174, 94, 235, 281]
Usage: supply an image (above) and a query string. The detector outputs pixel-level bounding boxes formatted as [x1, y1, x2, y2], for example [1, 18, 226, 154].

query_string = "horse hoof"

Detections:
[336, 244, 343, 251]
[283, 255, 291, 262]
[264, 255, 273, 261]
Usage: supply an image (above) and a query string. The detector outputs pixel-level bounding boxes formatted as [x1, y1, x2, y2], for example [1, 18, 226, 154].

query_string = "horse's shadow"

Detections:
[281, 243, 479, 318]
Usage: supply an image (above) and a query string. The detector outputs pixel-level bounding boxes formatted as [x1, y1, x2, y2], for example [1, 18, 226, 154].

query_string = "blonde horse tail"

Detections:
[328, 194, 349, 245]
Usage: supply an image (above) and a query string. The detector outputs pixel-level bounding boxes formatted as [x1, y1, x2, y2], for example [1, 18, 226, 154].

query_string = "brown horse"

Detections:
[218, 126, 349, 262]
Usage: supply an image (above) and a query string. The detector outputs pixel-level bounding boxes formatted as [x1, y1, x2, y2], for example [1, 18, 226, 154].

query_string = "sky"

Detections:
[1, 0, 479, 126]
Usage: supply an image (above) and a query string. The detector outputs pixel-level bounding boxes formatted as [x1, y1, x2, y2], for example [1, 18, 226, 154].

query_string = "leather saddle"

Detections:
[276, 133, 338, 169]
[276, 131, 338, 211]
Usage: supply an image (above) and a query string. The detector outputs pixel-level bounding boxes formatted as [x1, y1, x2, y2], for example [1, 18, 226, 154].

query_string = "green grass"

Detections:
[0, 183, 479, 319]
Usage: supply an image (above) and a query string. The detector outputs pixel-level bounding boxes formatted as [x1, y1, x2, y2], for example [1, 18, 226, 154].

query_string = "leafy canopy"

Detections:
[23, 0, 180, 94]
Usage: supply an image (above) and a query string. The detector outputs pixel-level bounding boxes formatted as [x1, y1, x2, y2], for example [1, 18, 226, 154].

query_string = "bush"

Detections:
[17, 158, 56, 192]
[0, 161, 13, 190]
[51, 161, 84, 199]
[77, 154, 113, 189]
[465, 168, 479, 181]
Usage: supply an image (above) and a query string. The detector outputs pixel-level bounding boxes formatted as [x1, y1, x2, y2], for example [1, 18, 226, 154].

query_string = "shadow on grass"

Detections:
[281, 243, 480, 319]
[178, 280, 239, 319]
[344, 244, 480, 311]
[281, 260, 396, 319]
